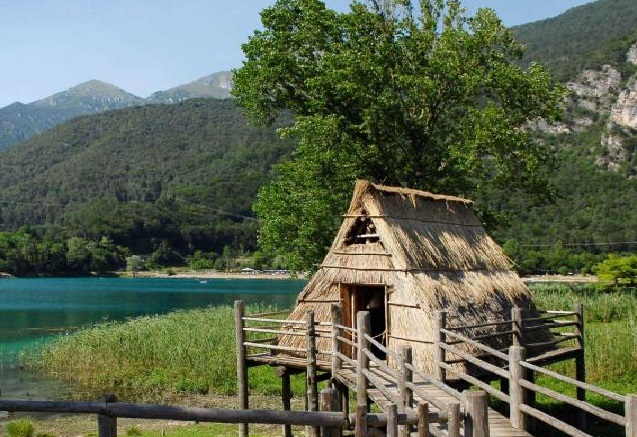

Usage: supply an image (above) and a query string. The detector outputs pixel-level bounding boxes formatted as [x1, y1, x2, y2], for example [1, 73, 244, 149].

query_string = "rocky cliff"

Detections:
[535, 42, 637, 176]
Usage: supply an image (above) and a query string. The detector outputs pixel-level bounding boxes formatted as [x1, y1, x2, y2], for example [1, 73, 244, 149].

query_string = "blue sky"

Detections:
[0, 0, 593, 107]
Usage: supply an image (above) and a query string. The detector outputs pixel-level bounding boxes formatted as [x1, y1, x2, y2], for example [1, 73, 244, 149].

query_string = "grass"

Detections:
[27, 283, 637, 436]
[26, 305, 305, 402]
[131, 424, 271, 437]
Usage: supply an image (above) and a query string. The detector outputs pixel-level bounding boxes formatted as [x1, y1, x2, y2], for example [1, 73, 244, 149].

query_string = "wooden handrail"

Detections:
[243, 327, 305, 336]
[518, 379, 626, 426]
[242, 317, 307, 325]
[439, 362, 510, 403]
[440, 328, 509, 361]
[439, 343, 510, 378]
[519, 359, 627, 402]
[519, 404, 593, 437]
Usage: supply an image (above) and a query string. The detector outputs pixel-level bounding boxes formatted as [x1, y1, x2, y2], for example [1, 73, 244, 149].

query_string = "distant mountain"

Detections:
[513, 0, 637, 82]
[147, 71, 233, 103]
[0, 99, 291, 253]
[0, 73, 234, 151]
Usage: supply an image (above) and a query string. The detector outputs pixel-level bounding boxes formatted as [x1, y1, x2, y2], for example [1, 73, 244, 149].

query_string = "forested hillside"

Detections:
[0, 99, 292, 257]
[513, 0, 637, 81]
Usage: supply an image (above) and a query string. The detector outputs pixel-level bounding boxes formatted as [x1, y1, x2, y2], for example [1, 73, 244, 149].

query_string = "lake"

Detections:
[0, 277, 305, 399]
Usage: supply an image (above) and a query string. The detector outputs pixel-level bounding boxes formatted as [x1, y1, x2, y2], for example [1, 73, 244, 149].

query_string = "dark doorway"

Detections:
[339, 284, 387, 359]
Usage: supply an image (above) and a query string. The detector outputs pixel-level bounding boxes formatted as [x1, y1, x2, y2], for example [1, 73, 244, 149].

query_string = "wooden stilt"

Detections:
[278, 367, 293, 437]
[574, 303, 587, 431]
[320, 387, 342, 437]
[417, 403, 430, 437]
[234, 300, 249, 437]
[306, 310, 319, 437]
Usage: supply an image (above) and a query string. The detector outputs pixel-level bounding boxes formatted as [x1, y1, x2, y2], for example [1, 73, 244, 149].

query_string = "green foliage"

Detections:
[594, 254, 637, 287]
[0, 99, 293, 272]
[186, 250, 217, 270]
[126, 426, 143, 436]
[490, 148, 637, 263]
[0, 230, 127, 276]
[502, 239, 607, 275]
[234, 0, 566, 271]
[126, 255, 145, 273]
[514, 0, 637, 81]
[6, 419, 34, 437]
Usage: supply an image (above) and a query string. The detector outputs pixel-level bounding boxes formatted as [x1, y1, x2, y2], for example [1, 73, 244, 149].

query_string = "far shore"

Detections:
[118, 269, 306, 280]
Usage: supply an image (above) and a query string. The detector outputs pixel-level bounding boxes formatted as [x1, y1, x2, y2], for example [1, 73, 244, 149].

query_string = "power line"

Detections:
[519, 241, 637, 248]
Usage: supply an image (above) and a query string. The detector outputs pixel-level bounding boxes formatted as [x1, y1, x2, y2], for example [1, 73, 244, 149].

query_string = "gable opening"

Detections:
[343, 214, 380, 246]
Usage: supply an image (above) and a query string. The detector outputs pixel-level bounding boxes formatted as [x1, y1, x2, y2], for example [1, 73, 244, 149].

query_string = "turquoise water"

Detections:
[0, 277, 304, 398]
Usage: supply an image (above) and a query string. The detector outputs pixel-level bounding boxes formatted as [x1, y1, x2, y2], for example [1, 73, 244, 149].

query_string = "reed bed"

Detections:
[26, 305, 303, 402]
[27, 284, 637, 405]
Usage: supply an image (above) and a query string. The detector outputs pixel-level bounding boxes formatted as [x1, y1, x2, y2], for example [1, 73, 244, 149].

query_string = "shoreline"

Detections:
[119, 269, 306, 281]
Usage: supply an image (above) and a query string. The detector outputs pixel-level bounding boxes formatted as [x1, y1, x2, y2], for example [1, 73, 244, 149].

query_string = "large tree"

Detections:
[233, 0, 566, 271]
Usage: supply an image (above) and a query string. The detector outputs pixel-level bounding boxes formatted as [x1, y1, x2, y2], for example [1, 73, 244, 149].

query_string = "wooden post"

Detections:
[355, 405, 368, 437]
[433, 311, 447, 383]
[356, 311, 371, 408]
[234, 300, 249, 437]
[386, 403, 399, 437]
[447, 401, 460, 437]
[278, 367, 293, 437]
[307, 310, 319, 437]
[97, 394, 117, 437]
[512, 306, 523, 346]
[332, 304, 343, 376]
[627, 395, 637, 437]
[574, 303, 587, 431]
[321, 387, 342, 437]
[417, 403, 430, 437]
[398, 345, 413, 437]
[464, 391, 489, 437]
[509, 346, 527, 430]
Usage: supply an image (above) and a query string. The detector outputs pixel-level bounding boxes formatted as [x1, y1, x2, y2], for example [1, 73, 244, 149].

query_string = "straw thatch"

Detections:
[277, 180, 552, 376]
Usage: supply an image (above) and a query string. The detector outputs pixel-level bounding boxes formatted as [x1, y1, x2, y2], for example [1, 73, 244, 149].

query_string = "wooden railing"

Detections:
[435, 305, 637, 437]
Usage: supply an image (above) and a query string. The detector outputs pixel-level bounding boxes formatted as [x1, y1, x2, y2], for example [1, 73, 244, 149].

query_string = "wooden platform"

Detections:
[333, 367, 533, 437]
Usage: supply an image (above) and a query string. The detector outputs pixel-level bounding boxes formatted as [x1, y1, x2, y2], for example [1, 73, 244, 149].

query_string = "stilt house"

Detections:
[278, 180, 548, 375]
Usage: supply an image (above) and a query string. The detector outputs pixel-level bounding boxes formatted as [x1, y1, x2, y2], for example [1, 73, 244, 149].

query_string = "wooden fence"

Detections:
[434, 305, 637, 437]
[237, 303, 489, 437]
[1, 301, 635, 437]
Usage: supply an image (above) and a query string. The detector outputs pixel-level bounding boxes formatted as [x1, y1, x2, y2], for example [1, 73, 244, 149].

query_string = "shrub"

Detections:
[126, 426, 143, 436]
[6, 419, 34, 437]
[186, 250, 216, 270]
[593, 254, 637, 288]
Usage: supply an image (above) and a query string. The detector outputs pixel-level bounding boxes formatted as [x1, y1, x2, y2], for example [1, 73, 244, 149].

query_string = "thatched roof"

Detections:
[278, 180, 551, 372]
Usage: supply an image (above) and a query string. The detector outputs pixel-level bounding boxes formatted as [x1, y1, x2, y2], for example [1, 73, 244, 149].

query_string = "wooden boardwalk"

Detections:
[336, 367, 533, 437]
[238, 304, 637, 437]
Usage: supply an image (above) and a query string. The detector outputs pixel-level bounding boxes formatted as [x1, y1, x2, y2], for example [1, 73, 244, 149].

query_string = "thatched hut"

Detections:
[278, 180, 548, 375]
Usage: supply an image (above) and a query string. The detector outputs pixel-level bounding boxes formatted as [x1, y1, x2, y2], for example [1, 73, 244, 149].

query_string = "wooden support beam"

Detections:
[433, 311, 447, 383]
[357, 311, 371, 408]
[321, 387, 342, 437]
[355, 405, 368, 437]
[509, 346, 527, 431]
[574, 303, 587, 431]
[627, 395, 637, 437]
[386, 404, 398, 437]
[97, 394, 117, 437]
[417, 403, 429, 437]
[399, 345, 413, 437]
[306, 310, 319, 437]
[279, 367, 293, 437]
[332, 304, 343, 376]
[447, 402, 460, 437]
[234, 300, 249, 437]
[464, 391, 489, 437]
[512, 306, 523, 347]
